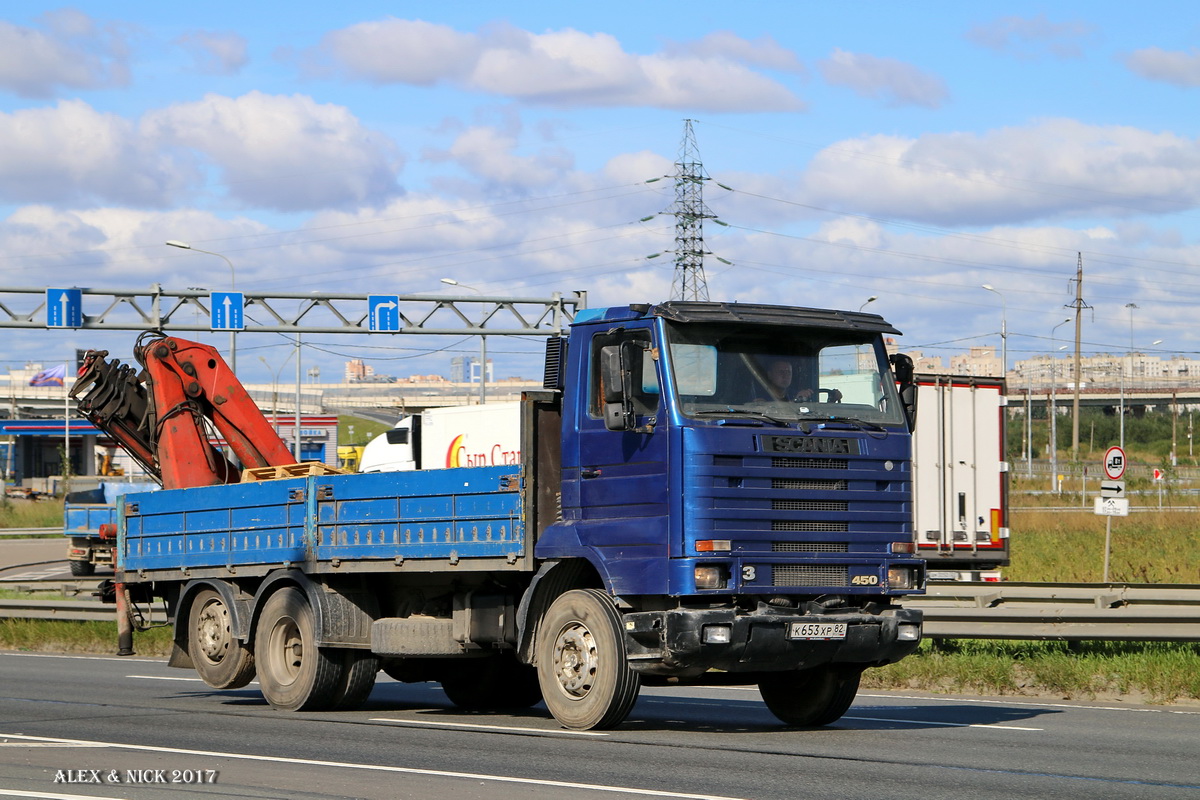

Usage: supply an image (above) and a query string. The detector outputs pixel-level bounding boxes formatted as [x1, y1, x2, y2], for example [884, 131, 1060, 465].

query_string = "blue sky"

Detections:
[2, 3, 1199, 383]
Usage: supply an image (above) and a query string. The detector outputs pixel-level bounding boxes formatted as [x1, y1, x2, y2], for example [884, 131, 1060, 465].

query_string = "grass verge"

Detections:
[863, 639, 1200, 705]
[0, 619, 173, 656]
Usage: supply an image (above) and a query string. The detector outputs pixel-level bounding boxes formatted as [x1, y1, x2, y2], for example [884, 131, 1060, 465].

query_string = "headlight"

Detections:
[694, 565, 727, 589]
[887, 566, 916, 590]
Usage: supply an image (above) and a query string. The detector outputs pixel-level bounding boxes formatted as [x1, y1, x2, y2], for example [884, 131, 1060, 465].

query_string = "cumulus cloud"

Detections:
[817, 49, 948, 109]
[0, 100, 194, 206]
[801, 119, 1200, 225]
[423, 124, 574, 188]
[0, 9, 131, 98]
[298, 19, 803, 112]
[142, 91, 403, 211]
[177, 30, 249, 75]
[1124, 47, 1200, 88]
[965, 14, 1093, 60]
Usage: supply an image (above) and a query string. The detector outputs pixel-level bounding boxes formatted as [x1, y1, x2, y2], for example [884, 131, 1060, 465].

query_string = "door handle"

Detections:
[581, 469, 602, 479]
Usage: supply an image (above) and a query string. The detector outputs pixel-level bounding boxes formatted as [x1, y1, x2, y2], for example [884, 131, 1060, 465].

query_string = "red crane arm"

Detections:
[72, 333, 296, 489]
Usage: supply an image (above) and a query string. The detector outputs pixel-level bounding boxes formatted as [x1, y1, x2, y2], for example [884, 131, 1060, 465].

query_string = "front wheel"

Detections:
[188, 589, 255, 689]
[255, 587, 342, 711]
[535, 589, 639, 730]
[758, 665, 861, 727]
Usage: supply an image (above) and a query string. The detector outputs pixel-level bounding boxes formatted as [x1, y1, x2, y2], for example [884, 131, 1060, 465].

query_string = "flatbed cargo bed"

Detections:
[119, 465, 526, 579]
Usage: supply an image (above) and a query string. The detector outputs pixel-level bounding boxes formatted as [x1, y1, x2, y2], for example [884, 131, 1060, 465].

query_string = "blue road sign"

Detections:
[210, 291, 245, 331]
[368, 294, 400, 332]
[46, 288, 83, 328]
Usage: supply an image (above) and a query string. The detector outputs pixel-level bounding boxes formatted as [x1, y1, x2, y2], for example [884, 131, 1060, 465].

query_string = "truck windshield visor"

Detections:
[664, 321, 907, 427]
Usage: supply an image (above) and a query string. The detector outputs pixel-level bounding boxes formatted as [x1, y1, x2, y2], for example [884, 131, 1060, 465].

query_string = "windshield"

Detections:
[665, 321, 907, 427]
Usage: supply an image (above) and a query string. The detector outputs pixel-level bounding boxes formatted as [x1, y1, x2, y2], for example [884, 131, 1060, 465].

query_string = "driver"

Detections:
[761, 358, 839, 403]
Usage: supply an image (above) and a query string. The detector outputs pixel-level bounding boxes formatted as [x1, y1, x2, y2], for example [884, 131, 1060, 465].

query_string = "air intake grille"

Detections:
[773, 564, 849, 586]
[772, 521, 849, 532]
[773, 478, 847, 491]
[771, 457, 849, 470]
[772, 542, 848, 553]
[772, 499, 848, 511]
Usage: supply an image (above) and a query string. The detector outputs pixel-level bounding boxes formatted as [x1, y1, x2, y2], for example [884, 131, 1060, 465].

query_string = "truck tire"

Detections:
[255, 587, 342, 711]
[758, 665, 862, 727]
[535, 589, 640, 730]
[187, 589, 255, 689]
[440, 653, 543, 710]
[69, 560, 95, 577]
[331, 650, 379, 710]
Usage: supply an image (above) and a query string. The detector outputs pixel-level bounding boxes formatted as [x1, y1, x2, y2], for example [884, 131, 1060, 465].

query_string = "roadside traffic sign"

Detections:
[1103, 446, 1126, 480]
[1100, 480, 1125, 498]
[368, 295, 400, 332]
[210, 291, 244, 331]
[1153, 468, 1164, 481]
[1094, 497, 1130, 517]
[46, 288, 83, 328]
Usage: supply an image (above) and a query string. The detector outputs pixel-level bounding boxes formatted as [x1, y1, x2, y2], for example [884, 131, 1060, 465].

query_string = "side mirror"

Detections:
[889, 353, 918, 432]
[599, 341, 649, 432]
[599, 344, 633, 431]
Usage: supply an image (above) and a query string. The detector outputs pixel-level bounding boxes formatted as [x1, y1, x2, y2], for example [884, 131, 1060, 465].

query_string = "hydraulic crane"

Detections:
[71, 332, 296, 490]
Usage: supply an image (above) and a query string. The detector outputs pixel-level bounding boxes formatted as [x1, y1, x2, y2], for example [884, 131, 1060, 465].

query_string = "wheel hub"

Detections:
[196, 604, 229, 662]
[553, 624, 597, 696]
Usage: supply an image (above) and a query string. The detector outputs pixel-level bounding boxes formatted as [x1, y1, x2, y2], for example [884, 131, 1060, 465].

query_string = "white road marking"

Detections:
[843, 715, 1042, 731]
[0, 791, 129, 800]
[125, 675, 206, 682]
[370, 717, 608, 737]
[2, 652, 161, 664]
[1, 732, 746, 800]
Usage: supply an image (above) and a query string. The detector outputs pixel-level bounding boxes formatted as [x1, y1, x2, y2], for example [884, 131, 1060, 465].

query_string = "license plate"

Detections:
[787, 622, 847, 640]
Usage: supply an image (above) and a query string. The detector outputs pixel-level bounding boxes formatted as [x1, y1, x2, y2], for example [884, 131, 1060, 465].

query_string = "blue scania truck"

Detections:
[81, 301, 925, 730]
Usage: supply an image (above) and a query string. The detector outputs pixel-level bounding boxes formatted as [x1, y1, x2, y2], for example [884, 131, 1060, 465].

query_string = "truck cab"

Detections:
[535, 301, 923, 690]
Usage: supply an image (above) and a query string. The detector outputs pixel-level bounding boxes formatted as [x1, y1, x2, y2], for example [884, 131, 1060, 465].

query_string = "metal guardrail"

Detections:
[910, 582, 1200, 641]
[0, 598, 113, 621]
[3, 582, 1199, 641]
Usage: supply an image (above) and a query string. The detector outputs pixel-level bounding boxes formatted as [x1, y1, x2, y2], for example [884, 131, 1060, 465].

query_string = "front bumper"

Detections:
[622, 604, 922, 677]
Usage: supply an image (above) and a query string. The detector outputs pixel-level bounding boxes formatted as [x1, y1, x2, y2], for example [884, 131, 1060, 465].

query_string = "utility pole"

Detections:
[669, 120, 714, 301]
[1067, 253, 1091, 461]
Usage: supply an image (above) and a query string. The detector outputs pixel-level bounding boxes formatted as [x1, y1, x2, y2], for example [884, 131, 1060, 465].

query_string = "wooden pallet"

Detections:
[240, 462, 347, 482]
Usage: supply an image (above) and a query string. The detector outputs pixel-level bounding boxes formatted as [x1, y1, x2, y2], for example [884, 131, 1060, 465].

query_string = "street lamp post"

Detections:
[1049, 317, 1072, 493]
[441, 278, 487, 404]
[858, 296, 877, 312]
[167, 240, 238, 374]
[981, 284, 1007, 379]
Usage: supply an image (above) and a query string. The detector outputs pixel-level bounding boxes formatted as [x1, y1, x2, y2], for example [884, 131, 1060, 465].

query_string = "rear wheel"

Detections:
[758, 665, 861, 727]
[188, 589, 255, 689]
[441, 652, 542, 710]
[255, 587, 342, 711]
[535, 589, 639, 730]
[69, 559, 95, 577]
[330, 650, 379, 710]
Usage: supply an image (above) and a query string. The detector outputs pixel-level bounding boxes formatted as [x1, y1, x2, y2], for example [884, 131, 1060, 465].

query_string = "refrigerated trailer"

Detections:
[911, 374, 1008, 581]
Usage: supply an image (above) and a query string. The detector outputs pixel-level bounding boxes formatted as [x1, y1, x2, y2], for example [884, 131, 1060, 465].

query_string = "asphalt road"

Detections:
[1, 650, 1198, 800]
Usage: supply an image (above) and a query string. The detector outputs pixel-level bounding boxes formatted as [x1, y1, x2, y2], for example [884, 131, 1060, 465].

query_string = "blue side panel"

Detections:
[120, 465, 524, 573]
[122, 480, 307, 572]
[313, 466, 523, 560]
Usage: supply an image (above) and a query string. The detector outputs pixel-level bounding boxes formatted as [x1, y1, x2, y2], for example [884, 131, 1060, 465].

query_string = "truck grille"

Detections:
[771, 457, 848, 470]
[773, 564, 849, 586]
[772, 521, 849, 532]
[771, 499, 848, 511]
[772, 478, 847, 491]
[772, 541, 848, 553]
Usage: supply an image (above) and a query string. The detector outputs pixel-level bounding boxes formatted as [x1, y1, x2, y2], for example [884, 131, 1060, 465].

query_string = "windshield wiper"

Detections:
[691, 409, 789, 425]
[819, 416, 889, 434]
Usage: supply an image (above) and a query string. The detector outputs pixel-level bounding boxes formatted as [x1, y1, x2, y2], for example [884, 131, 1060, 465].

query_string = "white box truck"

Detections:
[360, 401, 522, 473]
[911, 374, 1009, 581]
